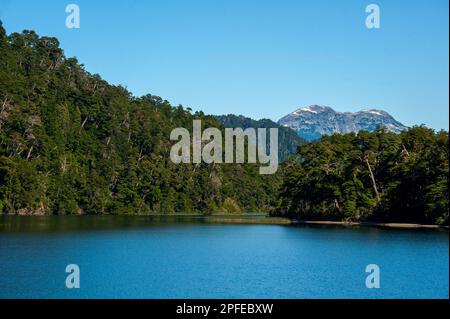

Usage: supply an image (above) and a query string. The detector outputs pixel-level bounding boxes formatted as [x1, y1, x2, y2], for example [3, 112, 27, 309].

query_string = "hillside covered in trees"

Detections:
[0, 22, 448, 224]
[0, 22, 280, 215]
[215, 114, 307, 162]
[272, 127, 449, 225]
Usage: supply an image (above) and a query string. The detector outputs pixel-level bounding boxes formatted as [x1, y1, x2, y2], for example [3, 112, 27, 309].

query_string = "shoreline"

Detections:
[293, 220, 449, 229]
[1, 214, 448, 229]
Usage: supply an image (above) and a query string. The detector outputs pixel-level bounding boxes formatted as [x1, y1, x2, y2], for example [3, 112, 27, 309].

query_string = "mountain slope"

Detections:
[0, 23, 280, 215]
[214, 114, 308, 161]
[278, 105, 408, 141]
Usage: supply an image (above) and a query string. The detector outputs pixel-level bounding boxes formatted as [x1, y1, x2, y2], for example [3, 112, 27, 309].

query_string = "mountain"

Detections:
[214, 114, 308, 161]
[278, 105, 408, 141]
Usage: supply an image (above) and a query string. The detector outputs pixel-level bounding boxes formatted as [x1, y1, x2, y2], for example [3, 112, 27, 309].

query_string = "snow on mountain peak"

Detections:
[278, 105, 408, 141]
[291, 105, 332, 115]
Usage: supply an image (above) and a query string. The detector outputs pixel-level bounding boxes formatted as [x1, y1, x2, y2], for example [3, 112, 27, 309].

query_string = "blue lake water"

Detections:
[0, 216, 448, 298]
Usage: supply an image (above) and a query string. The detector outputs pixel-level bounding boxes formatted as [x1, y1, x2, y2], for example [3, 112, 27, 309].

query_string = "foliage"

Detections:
[1, 22, 446, 224]
[0, 23, 280, 215]
[214, 114, 308, 161]
[273, 126, 449, 225]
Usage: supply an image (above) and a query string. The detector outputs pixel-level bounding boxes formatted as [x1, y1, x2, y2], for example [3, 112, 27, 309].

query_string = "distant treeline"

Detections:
[214, 114, 307, 162]
[272, 127, 449, 225]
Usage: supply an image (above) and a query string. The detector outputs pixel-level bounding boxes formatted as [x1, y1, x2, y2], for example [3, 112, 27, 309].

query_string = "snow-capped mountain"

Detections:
[278, 105, 408, 141]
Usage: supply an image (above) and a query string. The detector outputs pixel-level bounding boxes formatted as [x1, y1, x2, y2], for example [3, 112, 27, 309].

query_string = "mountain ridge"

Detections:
[278, 105, 408, 141]
[214, 114, 307, 161]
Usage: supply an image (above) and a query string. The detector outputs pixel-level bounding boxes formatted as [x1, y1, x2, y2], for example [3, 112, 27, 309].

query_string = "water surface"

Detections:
[0, 216, 448, 298]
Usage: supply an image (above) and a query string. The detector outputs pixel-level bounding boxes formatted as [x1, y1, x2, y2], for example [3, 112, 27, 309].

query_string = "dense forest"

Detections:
[272, 127, 449, 225]
[0, 23, 448, 224]
[214, 114, 307, 162]
[0, 22, 280, 215]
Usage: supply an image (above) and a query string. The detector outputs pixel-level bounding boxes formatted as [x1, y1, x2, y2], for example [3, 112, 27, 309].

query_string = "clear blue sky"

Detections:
[1, 0, 448, 130]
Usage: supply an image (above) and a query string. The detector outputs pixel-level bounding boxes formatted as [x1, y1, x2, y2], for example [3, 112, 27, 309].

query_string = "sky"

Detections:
[0, 0, 448, 130]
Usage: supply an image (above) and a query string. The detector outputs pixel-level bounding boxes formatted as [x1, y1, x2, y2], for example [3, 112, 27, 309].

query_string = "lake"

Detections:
[0, 216, 448, 298]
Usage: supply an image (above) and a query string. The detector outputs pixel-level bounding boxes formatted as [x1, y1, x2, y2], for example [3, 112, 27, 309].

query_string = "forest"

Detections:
[0, 22, 448, 224]
[0, 22, 280, 215]
[214, 114, 307, 162]
[272, 127, 449, 225]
